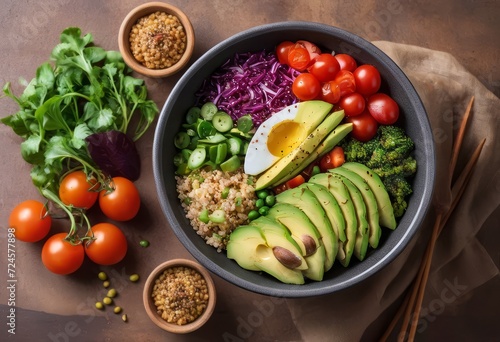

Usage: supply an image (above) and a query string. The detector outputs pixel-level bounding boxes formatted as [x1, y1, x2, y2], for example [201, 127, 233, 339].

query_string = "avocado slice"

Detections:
[255, 110, 345, 190]
[330, 173, 370, 261]
[308, 173, 357, 267]
[250, 216, 308, 270]
[299, 182, 346, 242]
[330, 167, 382, 248]
[275, 187, 337, 271]
[267, 203, 325, 281]
[273, 122, 353, 186]
[342, 162, 397, 230]
[227, 225, 305, 284]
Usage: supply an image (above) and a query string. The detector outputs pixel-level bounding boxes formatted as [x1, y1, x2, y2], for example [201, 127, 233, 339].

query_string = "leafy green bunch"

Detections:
[1, 27, 158, 240]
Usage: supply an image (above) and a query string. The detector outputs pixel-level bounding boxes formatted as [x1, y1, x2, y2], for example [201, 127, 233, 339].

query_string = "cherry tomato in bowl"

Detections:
[353, 64, 381, 96]
[334, 53, 358, 72]
[9, 200, 51, 242]
[276, 41, 294, 65]
[292, 73, 321, 100]
[339, 92, 366, 117]
[307, 53, 340, 82]
[345, 109, 379, 142]
[367, 93, 400, 125]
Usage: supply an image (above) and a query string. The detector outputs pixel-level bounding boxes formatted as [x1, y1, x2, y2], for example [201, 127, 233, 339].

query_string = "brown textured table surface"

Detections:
[1, 1, 499, 341]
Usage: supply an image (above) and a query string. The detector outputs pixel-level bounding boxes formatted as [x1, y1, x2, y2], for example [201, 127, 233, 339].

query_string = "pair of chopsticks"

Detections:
[380, 96, 486, 341]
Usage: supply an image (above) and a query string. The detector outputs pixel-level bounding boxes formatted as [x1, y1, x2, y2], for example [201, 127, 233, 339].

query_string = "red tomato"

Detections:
[292, 73, 321, 100]
[41, 233, 85, 275]
[334, 70, 356, 97]
[339, 92, 366, 117]
[276, 41, 294, 65]
[345, 109, 379, 142]
[296, 40, 321, 62]
[287, 45, 311, 71]
[334, 53, 358, 72]
[285, 174, 305, 189]
[319, 80, 341, 104]
[319, 146, 345, 172]
[85, 223, 128, 265]
[99, 177, 140, 221]
[307, 53, 340, 82]
[59, 170, 99, 209]
[367, 93, 400, 125]
[353, 65, 381, 96]
[9, 200, 51, 242]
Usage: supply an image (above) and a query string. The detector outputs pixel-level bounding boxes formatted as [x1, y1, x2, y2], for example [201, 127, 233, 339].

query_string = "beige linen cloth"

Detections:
[283, 41, 499, 341]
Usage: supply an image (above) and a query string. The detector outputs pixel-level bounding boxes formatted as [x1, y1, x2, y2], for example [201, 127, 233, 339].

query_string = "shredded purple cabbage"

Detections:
[196, 50, 300, 127]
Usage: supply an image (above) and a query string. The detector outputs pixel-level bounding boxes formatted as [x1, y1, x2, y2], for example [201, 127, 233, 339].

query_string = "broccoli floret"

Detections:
[384, 175, 413, 218]
[341, 134, 379, 164]
[371, 156, 417, 178]
[341, 125, 417, 218]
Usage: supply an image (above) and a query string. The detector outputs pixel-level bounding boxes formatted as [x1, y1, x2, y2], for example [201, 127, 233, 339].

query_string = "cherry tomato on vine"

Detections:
[367, 93, 400, 125]
[9, 200, 51, 242]
[334, 70, 356, 97]
[319, 146, 345, 172]
[345, 109, 379, 142]
[319, 80, 341, 104]
[41, 233, 85, 275]
[99, 177, 140, 221]
[353, 64, 381, 96]
[292, 73, 321, 100]
[287, 45, 311, 71]
[307, 53, 340, 82]
[339, 92, 366, 117]
[276, 41, 294, 65]
[85, 223, 128, 265]
[334, 53, 358, 72]
[59, 170, 99, 209]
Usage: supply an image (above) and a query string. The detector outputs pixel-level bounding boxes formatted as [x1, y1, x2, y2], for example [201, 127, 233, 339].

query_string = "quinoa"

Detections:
[129, 11, 187, 69]
[176, 168, 256, 251]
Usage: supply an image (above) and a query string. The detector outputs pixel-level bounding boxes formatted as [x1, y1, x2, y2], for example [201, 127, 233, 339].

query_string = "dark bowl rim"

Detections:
[153, 21, 435, 297]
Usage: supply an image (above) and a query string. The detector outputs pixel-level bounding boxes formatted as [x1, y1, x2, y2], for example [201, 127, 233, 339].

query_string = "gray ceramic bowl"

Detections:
[153, 21, 435, 297]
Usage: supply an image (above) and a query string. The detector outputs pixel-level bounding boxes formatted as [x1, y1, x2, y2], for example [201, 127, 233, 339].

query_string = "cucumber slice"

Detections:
[212, 111, 234, 132]
[201, 102, 218, 120]
[227, 136, 243, 155]
[220, 155, 241, 172]
[187, 147, 206, 170]
[186, 106, 201, 124]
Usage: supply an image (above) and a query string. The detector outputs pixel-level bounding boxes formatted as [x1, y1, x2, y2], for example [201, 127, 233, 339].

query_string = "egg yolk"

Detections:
[267, 120, 306, 158]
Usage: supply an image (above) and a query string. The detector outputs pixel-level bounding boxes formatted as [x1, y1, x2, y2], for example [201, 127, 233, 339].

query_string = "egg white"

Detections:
[244, 104, 302, 175]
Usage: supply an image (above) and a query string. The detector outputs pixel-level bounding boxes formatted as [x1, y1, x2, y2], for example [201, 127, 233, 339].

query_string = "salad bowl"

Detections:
[153, 21, 435, 297]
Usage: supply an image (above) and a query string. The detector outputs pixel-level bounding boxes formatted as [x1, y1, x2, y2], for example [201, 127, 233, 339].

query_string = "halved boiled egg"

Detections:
[244, 101, 333, 175]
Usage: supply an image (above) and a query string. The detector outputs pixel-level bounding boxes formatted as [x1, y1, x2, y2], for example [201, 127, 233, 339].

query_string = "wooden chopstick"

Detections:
[381, 96, 482, 341]
[448, 96, 474, 183]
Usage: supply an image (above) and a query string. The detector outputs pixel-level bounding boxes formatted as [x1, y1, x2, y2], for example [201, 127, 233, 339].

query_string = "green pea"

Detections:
[221, 186, 230, 199]
[248, 210, 260, 221]
[257, 190, 269, 199]
[98, 272, 107, 281]
[129, 274, 140, 282]
[107, 289, 117, 298]
[258, 206, 269, 216]
[311, 165, 321, 176]
[255, 198, 265, 208]
[265, 195, 276, 207]
[95, 302, 104, 310]
[140, 240, 150, 248]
